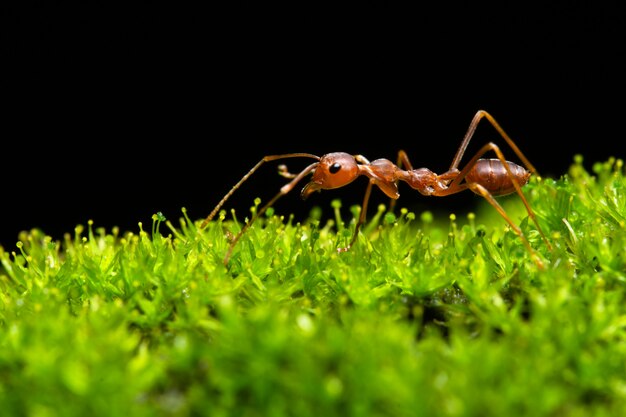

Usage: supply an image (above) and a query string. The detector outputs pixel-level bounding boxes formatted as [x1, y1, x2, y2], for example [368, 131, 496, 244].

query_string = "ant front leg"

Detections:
[200, 153, 321, 265]
[337, 180, 375, 253]
[337, 154, 375, 253]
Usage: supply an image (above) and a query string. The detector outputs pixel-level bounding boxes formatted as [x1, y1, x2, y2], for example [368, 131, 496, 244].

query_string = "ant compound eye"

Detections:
[329, 163, 341, 174]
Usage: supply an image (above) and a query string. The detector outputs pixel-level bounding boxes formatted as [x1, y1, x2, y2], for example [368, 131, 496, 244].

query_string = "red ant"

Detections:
[201, 110, 552, 268]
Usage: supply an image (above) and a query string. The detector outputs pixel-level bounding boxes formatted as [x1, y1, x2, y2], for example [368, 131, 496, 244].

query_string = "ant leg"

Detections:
[387, 150, 414, 213]
[396, 150, 413, 171]
[449, 110, 538, 175]
[337, 180, 374, 253]
[335, 153, 373, 253]
[438, 142, 552, 266]
[468, 182, 545, 269]
[449, 142, 551, 248]
[200, 153, 319, 229]
[221, 161, 320, 265]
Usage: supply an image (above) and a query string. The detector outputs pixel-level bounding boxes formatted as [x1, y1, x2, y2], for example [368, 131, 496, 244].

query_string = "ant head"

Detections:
[301, 152, 360, 199]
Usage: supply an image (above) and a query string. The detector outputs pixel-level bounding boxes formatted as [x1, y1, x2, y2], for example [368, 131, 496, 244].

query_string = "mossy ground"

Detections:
[1, 156, 625, 416]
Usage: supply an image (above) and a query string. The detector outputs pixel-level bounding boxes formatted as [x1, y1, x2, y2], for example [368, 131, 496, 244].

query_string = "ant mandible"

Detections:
[201, 110, 553, 268]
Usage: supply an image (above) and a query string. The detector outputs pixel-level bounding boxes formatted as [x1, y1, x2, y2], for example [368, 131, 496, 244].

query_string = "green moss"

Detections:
[1, 156, 625, 416]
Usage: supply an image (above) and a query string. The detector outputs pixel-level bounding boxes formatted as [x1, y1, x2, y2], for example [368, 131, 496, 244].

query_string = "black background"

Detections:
[2, 3, 624, 250]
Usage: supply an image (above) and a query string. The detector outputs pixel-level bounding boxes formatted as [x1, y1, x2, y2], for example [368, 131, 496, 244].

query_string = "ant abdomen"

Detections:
[466, 159, 531, 196]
